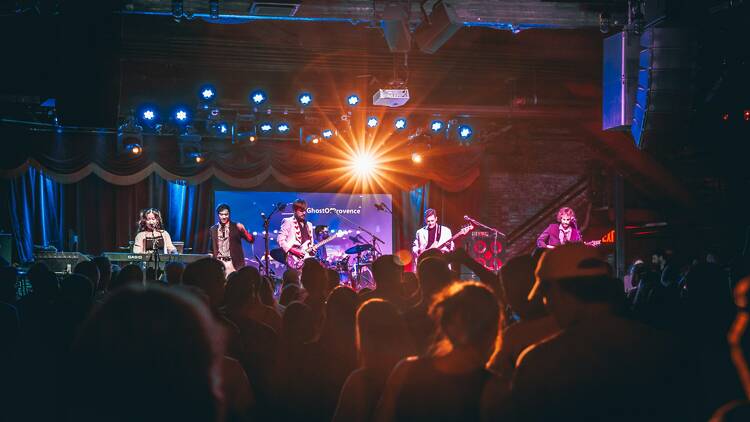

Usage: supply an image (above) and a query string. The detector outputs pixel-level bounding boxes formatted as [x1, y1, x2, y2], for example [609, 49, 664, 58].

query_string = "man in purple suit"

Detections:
[536, 207, 582, 250]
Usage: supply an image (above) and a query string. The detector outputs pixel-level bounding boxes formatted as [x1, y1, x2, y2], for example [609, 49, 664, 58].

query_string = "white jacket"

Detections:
[277, 217, 315, 253]
[412, 225, 454, 256]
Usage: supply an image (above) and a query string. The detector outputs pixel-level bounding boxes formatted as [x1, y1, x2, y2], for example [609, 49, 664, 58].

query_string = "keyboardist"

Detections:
[133, 208, 178, 254]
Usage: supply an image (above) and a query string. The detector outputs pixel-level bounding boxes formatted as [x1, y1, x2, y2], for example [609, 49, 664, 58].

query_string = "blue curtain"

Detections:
[9, 167, 65, 262]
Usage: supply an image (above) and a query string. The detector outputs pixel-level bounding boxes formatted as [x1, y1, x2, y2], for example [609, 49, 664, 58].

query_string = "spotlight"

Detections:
[249, 135, 257, 143]
[174, 108, 190, 124]
[305, 134, 321, 145]
[351, 152, 378, 178]
[259, 122, 273, 133]
[394, 118, 407, 130]
[250, 90, 267, 105]
[411, 152, 423, 164]
[127, 144, 142, 156]
[430, 120, 444, 132]
[745, 110, 750, 121]
[200, 85, 216, 101]
[143, 109, 156, 121]
[347, 95, 360, 106]
[187, 152, 204, 163]
[216, 122, 229, 135]
[277, 123, 290, 133]
[457, 125, 473, 140]
[322, 129, 334, 139]
[367, 117, 379, 128]
[298, 92, 313, 106]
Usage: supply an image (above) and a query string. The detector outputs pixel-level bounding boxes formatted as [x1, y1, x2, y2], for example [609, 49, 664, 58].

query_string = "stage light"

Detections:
[305, 134, 321, 145]
[277, 122, 290, 133]
[347, 95, 360, 106]
[351, 152, 378, 178]
[200, 85, 216, 101]
[127, 144, 142, 156]
[367, 117, 379, 128]
[143, 109, 155, 121]
[187, 152, 204, 163]
[259, 122, 273, 133]
[430, 120, 444, 132]
[411, 152, 423, 164]
[298, 92, 313, 106]
[249, 135, 257, 143]
[174, 108, 190, 123]
[250, 90, 267, 105]
[458, 125, 473, 140]
[322, 129, 334, 139]
[217, 122, 229, 135]
[394, 118, 407, 130]
[745, 110, 750, 121]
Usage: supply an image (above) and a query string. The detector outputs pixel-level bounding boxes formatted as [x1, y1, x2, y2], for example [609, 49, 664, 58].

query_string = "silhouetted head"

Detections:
[501, 254, 547, 320]
[74, 261, 100, 291]
[92, 256, 112, 292]
[357, 298, 414, 370]
[182, 258, 227, 309]
[110, 264, 144, 291]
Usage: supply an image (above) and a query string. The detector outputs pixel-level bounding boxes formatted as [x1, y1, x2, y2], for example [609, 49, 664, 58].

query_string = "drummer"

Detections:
[314, 225, 329, 262]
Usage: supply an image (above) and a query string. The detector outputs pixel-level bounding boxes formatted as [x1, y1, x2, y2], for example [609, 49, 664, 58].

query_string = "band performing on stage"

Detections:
[120, 201, 599, 282]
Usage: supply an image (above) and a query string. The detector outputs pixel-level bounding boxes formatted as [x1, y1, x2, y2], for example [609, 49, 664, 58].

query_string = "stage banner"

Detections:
[214, 191, 393, 268]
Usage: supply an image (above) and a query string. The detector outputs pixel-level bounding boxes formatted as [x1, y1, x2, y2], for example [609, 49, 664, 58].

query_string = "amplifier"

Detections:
[34, 251, 90, 273]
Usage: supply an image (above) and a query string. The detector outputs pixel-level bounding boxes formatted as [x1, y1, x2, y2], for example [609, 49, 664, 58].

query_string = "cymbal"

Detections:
[345, 244, 373, 254]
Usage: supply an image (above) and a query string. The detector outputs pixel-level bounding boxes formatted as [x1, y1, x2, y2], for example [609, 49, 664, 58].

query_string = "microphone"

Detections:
[464, 215, 479, 224]
[277, 202, 287, 211]
[374, 202, 384, 211]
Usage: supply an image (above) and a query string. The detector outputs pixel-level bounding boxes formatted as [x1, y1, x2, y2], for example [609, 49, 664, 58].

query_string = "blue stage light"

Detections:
[322, 129, 334, 139]
[347, 95, 360, 106]
[250, 90, 267, 105]
[200, 85, 216, 100]
[430, 120, 444, 132]
[174, 108, 190, 123]
[259, 122, 273, 133]
[277, 123, 290, 133]
[394, 118, 407, 130]
[367, 117, 379, 128]
[143, 109, 155, 121]
[217, 122, 229, 134]
[458, 125, 473, 140]
[298, 93, 313, 106]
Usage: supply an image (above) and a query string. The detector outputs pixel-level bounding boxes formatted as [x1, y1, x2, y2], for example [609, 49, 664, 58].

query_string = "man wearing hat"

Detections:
[507, 244, 693, 421]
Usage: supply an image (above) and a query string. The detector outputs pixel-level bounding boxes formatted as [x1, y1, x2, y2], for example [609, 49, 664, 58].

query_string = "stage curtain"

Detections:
[0, 126, 482, 192]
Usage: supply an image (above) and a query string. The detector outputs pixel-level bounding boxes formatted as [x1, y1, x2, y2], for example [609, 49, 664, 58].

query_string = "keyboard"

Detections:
[102, 252, 211, 264]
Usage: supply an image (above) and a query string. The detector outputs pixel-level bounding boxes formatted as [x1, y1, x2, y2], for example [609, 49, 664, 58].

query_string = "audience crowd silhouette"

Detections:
[1, 242, 749, 421]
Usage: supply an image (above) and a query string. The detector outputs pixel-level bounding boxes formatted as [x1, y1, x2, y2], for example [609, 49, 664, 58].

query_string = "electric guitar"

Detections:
[418, 223, 474, 255]
[286, 230, 348, 270]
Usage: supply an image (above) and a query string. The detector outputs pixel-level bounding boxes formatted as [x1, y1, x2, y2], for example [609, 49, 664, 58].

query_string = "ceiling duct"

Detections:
[377, 1, 411, 53]
[249, 1, 301, 17]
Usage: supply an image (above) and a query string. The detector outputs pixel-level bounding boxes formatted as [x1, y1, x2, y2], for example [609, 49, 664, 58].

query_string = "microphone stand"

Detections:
[465, 216, 505, 272]
[261, 204, 284, 278]
[377, 202, 393, 215]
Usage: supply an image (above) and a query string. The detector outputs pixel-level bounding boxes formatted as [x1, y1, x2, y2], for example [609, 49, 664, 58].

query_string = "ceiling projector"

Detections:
[372, 88, 410, 107]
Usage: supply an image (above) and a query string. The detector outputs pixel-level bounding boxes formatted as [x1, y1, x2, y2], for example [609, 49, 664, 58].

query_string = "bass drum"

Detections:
[351, 263, 375, 291]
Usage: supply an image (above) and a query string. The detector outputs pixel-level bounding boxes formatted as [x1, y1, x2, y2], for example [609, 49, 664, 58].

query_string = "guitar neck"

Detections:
[434, 231, 463, 250]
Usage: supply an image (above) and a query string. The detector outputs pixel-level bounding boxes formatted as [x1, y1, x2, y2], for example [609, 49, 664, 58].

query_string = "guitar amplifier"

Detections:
[467, 231, 506, 271]
[34, 251, 90, 273]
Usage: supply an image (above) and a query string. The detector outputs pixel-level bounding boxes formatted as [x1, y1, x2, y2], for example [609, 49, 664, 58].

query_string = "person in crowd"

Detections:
[361, 255, 407, 310]
[505, 244, 696, 421]
[91, 256, 112, 299]
[67, 285, 224, 422]
[109, 263, 144, 291]
[487, 254, 558, 382]
[333, 298, 415, 422]
[74, 260, 100, 293]
[376, 281, 500, 421]
[164, 261, 185, 285]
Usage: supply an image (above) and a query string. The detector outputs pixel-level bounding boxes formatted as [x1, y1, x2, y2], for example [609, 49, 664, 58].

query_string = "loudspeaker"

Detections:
[467, 231, 505, 271]
[602, 31, 640, 131]
[414, 1, 462, 54]
[380, 2, 411, 53]
[631, 27, 692, 150]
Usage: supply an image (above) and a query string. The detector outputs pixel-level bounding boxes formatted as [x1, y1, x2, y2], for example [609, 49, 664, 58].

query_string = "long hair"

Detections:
[556, 207, 576, 223]
[137, 208, 164, 232]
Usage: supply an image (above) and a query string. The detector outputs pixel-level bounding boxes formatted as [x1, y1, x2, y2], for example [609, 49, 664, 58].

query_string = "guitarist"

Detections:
[536, 207, 582, 250]
[412, 208, 455, 257]
[278, 198, 315, 268]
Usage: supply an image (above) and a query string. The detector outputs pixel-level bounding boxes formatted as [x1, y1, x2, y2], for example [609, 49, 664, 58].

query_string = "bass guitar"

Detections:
[286, 230, 348, 270]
